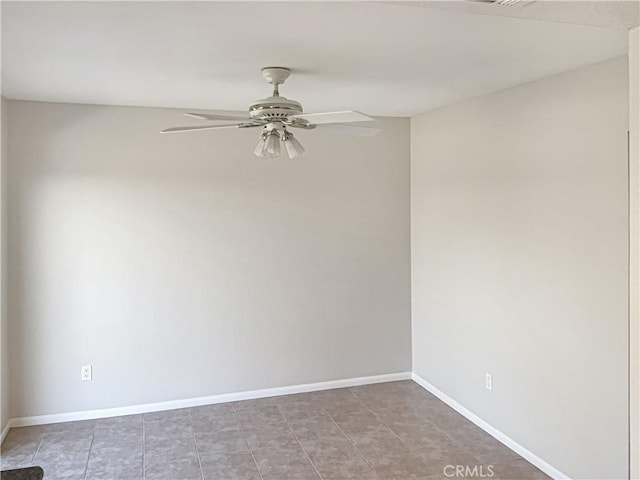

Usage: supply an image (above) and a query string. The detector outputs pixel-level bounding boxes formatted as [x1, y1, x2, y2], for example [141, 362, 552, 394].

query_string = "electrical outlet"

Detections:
[485, 372, 493, 391]
[81, 365, 92, 381]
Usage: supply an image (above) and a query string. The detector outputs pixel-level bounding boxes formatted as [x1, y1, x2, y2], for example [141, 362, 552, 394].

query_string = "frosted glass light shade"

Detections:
[284, 133, 305, 159]
[263, 132, 281, 159]
[253, 137, 266, 158]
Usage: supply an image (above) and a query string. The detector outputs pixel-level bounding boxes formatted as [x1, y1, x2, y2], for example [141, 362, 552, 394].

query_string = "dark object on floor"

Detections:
[0, 467, 44, 480]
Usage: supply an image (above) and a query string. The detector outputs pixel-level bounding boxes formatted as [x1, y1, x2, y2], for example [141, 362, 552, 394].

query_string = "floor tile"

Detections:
[243, 423, 300, 450]
[85, 441, 143, 480]
[190, 403, 236, 420]
[85, 469, 143, 480]
[90, 435, 143, 454]
[390, 422, 452, 449]
[94, 430, 143, 446]
[191, 414, 242, 434]
[307, 447, 375, 479]
[95, 414, 143, 435]
[94, 415, 143, 445]
[35, 431, 93, 452]
[0, 381, 551, 480]
[45, 419, 97, 434]
[145, 419, 194, 438]
[372, 405, 436, 429]
[145, 434, 198, 459]
[252, 443, 320, 480]
[444, 422, 522, 464]
[0, 426, 45, 469]
[273, 392, 322, 407]
[310, 388, 360, 404]
[144, 455, 203, 480]
[367, 448, 430, 480]
[200, 451, 261, 480]
[3, 425, 47, 441]
[0, 455, 36, 471]
[312, 388, 369, 415]
[350, 431, 409, 458]
[411, 436, 481, 476]
[350, 381, 439, 411]
[298, 435, 355, 456]
[288, 414, 347, 442]
[195, 429, 249, 455]
[190, 404, 240, 433]
[144, 411, 193, 439]
[349, 435, 430, 479]
[144, 408, 191, 424]
[273, 392, 327, 418]
[278, 402, 328, 421]
[331, 411, 384, 435]
[338, 423, 400, 451]
[235, 405, 287, 428]
[33, 432, 93, 479]
[487, 460, 551, 479]
[424, 405, 477, 433]
[232, 397, 276, 411]
[39, 473, 87, 480]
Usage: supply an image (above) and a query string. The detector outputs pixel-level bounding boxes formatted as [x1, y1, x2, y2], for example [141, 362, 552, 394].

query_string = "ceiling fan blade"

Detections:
[161, 123, 257, 133]
[290, 111, 373, 125]
[184, 112, 251, 122]
[315, 124, 381, 137]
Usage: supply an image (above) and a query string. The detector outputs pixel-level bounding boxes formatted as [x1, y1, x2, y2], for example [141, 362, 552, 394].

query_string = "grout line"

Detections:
[187, 409, 205, 480]
[363, 389, 485, 467]
[346, 387, 404, 443]
[342, 386, 435, 469]
[232, 404, 265, 480]
[82, 429, 96, 480]
[30, 430, 45, 464]
[364, 393, 439, 445]
[420, 413, 484, 464]
[345, 388, 362, 402]
[328, 397, 377, 474]
[379, 389, 483, 460]
[328, 417, 377, 474]
[275, 403, 324, 480]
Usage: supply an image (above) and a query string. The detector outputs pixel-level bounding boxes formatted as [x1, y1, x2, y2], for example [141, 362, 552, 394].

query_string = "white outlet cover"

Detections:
[485, 372, 493, 391]
[81, 365, 92, 381]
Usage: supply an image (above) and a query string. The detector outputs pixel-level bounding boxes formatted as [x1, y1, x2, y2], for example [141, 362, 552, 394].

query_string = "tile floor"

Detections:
[0, 381, 549, 480]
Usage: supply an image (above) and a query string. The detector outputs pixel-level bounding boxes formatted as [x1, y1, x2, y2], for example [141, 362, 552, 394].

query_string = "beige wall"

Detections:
[411, 57, 629, 479]
[6, 100, 411, 418]
[1, 97, 8, 433]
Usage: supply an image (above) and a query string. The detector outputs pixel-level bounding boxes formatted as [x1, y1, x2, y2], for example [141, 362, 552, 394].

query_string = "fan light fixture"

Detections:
[254, 127, 305, 159]
[161, 67, 382, 156]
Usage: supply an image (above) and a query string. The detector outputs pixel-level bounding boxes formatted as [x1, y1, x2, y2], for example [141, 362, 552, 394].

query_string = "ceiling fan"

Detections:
[161, 67, 381, 159]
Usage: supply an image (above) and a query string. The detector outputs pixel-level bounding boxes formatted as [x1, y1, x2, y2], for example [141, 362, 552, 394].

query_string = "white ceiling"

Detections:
[0, 1, 629, 116]
[398, 1, 639, 30]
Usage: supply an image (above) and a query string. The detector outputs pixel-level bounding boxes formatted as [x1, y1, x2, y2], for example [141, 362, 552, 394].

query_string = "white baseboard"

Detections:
[411, 373, 570, 480]
[7, 371, 412, 429]
[3, 369, 570, 480]
[1, 421, 10, 444]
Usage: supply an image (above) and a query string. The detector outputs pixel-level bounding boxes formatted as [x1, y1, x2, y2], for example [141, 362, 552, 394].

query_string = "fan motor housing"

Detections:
[249, 96, 303, 121]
